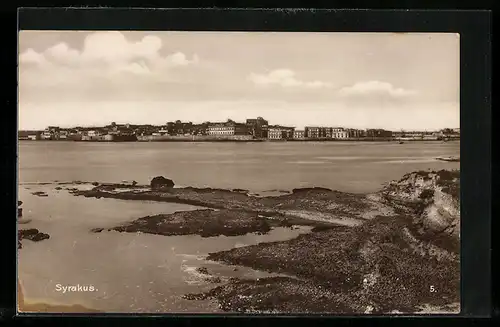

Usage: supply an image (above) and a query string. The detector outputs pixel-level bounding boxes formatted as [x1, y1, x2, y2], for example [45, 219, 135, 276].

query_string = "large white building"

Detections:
[267, 126, 295, 139]
[208, 121, 249, 136]
[331, 128, 349, 139]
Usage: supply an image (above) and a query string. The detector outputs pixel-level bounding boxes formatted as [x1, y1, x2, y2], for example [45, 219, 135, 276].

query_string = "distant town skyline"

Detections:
[18, 31, 459, 131]
[20, 119, 458, 132]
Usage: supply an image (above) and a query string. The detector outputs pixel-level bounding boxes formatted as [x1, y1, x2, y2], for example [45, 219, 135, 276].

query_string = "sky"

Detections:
[18, 31, 460, 131]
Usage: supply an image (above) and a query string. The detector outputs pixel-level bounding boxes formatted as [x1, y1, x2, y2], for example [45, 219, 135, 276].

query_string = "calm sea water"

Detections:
[17, 141, 459, 313]
[19, 141, 460, 193]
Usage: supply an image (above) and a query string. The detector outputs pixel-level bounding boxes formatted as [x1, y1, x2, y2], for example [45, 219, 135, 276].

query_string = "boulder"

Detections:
[18, 228, 50, 242]
[150, 176, 175, 190]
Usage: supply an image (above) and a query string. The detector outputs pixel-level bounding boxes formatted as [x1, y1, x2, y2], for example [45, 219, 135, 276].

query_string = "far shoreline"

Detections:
[18, 138, 460, 143]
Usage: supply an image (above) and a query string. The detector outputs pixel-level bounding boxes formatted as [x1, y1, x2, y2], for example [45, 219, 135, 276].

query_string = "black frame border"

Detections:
[3, 7, 492, 322]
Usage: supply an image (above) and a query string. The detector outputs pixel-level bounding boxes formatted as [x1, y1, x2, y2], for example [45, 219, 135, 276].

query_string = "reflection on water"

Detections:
[17, 141, 459, 313]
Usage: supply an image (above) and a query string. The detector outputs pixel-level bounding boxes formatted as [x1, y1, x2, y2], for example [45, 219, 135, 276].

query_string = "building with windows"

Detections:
[41, 126, 60, 140]
[331, 127, 349, 139]
[246, 117, 269, 138]
[346, 128, 365, 138]
[87, 130, 102, 137]
[366, 129, 393, 138]
[267, 126, 295, 140]
[305, 127, 323, 138]
[305, 126, 348, 138]
[208, 120, 250, 136]
[293, 130, 305, 139]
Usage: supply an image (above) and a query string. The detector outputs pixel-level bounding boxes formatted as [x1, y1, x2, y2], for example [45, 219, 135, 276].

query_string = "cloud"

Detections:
[248, 69, 333, 89]
[19, 48, 46, 65]
[19, 31, 199, 76]
[338, 81, 417, 98]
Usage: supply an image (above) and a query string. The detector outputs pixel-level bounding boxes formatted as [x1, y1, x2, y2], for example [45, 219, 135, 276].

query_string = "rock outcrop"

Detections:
[18, 229, 50, 249]
[92, 209, 273, 238]
[378, 170, 460, 252]
[150, 176, 175, 190]
[184, 170, 460, 313]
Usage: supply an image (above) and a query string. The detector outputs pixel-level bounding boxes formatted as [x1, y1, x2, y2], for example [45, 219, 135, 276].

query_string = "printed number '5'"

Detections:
[430, 285, 436, 293]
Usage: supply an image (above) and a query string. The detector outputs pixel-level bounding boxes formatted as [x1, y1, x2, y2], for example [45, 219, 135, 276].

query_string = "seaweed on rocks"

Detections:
[183, 277, 356, 313]
[201, 214, 459, 313]
[91, 209, 273, 237]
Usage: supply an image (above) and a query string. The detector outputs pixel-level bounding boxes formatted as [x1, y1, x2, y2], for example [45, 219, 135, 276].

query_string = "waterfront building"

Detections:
[267, 126, 295, 140]
[346, 128, 365, 138]
[366, 129, 393, 138]
[41, 130, 53, 140]
[58, 130, 68, 139]
[192, 122, 209, 135]
[87, 130, 101, 137]
[441, 128, 460, 139]
[305, 127, 321, 138]
[423, 134, 439, 140]
[331, 127, 349, 139]
[168, 120, 194, 135]
[246, 117, 269, 138]
[392, 131, 405, 138]
[293, 130, 305, 139]
[208, 120, 250, 136]
[304, 127, 337, 138]
[39, 126, 61, 140]
[18, 131, 41, 141]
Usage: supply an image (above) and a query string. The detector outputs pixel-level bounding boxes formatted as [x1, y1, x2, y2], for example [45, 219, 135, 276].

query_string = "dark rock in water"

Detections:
[108, 209, 272, 238]
[196, 267, 210, 275]
[18, 200, 23, 206]
[31, 191, 48, 197]
[55, 187, 62, 190]
[232, 189, 249, 193]
[18, 229, 50, 243]
[132, 181, 138, 186]
[18, 208, 23, 217]
[92, 182, 99, 186]
[150, 176, 175, 190]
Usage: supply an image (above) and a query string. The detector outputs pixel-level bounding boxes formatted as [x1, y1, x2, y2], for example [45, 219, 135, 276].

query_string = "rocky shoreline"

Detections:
[31, 169, 460, 314]
[180, 170, 460, 314]
[71, 182, 395, 229]
[18, 228, 50, 249]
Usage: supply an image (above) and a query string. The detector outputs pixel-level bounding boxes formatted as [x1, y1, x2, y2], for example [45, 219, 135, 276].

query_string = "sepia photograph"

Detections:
[17, 31, 460, 314]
